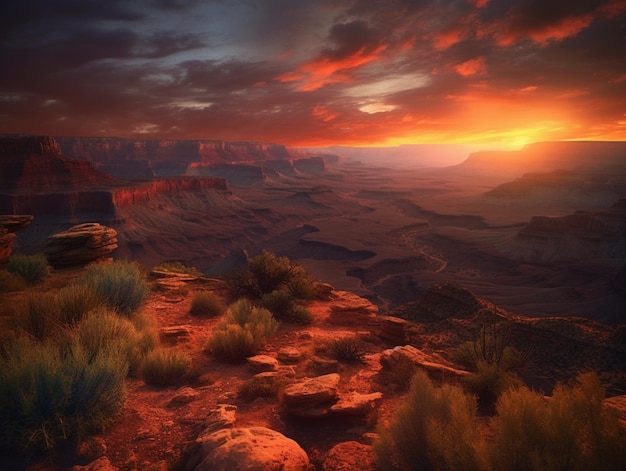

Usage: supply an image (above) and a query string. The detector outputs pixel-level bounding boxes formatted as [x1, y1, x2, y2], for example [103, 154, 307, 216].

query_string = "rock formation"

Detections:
[44, 223, 118, 268]
[0, 135, 112, 191]
[0, 215, 33, 264]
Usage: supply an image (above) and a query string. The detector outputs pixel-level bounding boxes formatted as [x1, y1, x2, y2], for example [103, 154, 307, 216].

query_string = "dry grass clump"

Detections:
[238, 375, 283, 402]
[153, 261, 203, 277]
[189, 290, 225, 317]
[6, 253, 50, 284]
[140, 348, 190, 387]
[260, 289, 312, 324]
[0, 337, 127, 452]
[205, 299, 278, 362]
[79, 260, 149, 315]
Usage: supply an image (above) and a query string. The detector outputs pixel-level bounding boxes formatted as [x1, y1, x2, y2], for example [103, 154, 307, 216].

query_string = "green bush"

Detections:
[375, 370, 483, 471]
[56, 284, 103, 326]
[205, 299, 278, 362]
[18, 293, 61, 342]
[238, 375, 282, 402]
[79, 260, 149, 314]
[326, 336, 365, 363]
[226, 251, 318, 301]
[465, 361, 522, 411]
[141, 348, 190, 387]
[153, 261, 203, 277]
[489, 373, 626, 471]
[7, 253, 50, 284]
[0, 337, 127, 451]
[189, 290, 225, 317]
[260, 290, 312, 324]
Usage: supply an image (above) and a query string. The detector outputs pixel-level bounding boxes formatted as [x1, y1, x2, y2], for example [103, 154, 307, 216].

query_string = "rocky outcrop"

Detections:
[326, 291, 378, 326]
[390, 283, 481, 322]
[53, 137, 303, 178]
[44, 223, 118, 268]
[510, 204, 626, 262]
[0, 215, 33, 264]
[293, 157, 326, 174]
[380, 345, 469, 381]
[0, 136, 112, 191]
[0, 177, 232, 216]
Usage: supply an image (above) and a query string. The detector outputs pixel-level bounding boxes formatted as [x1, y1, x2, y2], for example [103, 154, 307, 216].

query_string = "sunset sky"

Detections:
[1, 0, 625, 147]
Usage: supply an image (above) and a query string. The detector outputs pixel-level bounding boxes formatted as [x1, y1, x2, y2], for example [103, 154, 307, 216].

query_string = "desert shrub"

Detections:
[141, 348, 190, 387]
[56, 284, 103, 326]
[284, 265, 319, 300]
[226, 251, 318, 301]
[75, 308, 149, 372]
[7, 253, 50, 284]
[465, 361, 523, 412]
[189, 290, 224, 317]
[238, 375, 282, 402]
[260, 290, 312, 324]
[452, 321, 522, 409]
[153, 261, 203, 277]
[18, 293, 61, 342]
[375, 370, 483, 471]
[326, 336, 365, 363]
[79, 260, 149, 314]
[0, 337, 127, 451]
[489, 373, 626, 471]
[205, 299, 278, 362]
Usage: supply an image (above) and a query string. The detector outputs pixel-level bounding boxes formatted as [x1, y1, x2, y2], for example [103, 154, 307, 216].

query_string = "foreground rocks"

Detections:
[193, 427, 310, 471]
[380, 344, 470, 381]
[44, 222, 118, 268]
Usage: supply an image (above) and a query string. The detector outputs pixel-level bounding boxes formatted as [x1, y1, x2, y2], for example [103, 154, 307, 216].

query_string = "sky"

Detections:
[1, 0, 625, 147]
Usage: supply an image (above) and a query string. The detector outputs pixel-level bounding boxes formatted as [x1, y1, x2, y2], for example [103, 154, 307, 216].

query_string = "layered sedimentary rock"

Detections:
[510, 202, 626, 262]
[0, 135, 112, 190]
[186, 162, 266, 185]
[54, 136, 302, 178]
[44, 223, 118, 268]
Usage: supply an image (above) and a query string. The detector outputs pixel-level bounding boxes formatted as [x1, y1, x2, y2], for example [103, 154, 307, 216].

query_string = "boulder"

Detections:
[193, 427, 310, 471]
[323, 441, 377, 471]
[247, 355, 279, 372]
[278, 347, 302, 364]
[69, 456, 118, 471]
[327, 291, 378, 326]
[283, 374, 340, 418]
[44, 223, 118, 268]
[380, 345, 469, 381]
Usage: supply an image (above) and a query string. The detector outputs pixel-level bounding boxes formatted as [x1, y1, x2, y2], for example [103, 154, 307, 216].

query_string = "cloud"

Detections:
[455, 57, 487, 77]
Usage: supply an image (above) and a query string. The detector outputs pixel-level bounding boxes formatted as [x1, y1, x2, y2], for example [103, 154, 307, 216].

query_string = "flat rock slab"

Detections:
[283, 374, 340, 406]
[193, 427, 310, 471]
[380, 345, 469, 380]
[247, 355, 279, 372]
[330, 392, 383, 416]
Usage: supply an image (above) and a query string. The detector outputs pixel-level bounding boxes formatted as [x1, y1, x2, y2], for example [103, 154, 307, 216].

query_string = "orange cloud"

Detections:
[494, 14, 594, 46]
[276, 45, 386, 91]
[455, 57, 486, 77]
[467, 0, 490, 8]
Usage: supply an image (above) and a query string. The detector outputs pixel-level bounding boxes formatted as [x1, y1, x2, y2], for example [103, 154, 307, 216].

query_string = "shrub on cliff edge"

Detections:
[79, 260, 149, 314]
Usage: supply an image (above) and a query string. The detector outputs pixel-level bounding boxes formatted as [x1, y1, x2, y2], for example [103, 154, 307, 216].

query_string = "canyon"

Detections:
[1, 135, 625, 325]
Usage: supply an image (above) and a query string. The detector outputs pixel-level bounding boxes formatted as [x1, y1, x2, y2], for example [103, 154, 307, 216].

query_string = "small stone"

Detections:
[322, 441, 376, 471]
[75, 437, 107, 465]
[330, 392, 383, 416]
[197, 404, 237, 440]
[69, 456, 118, 471]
